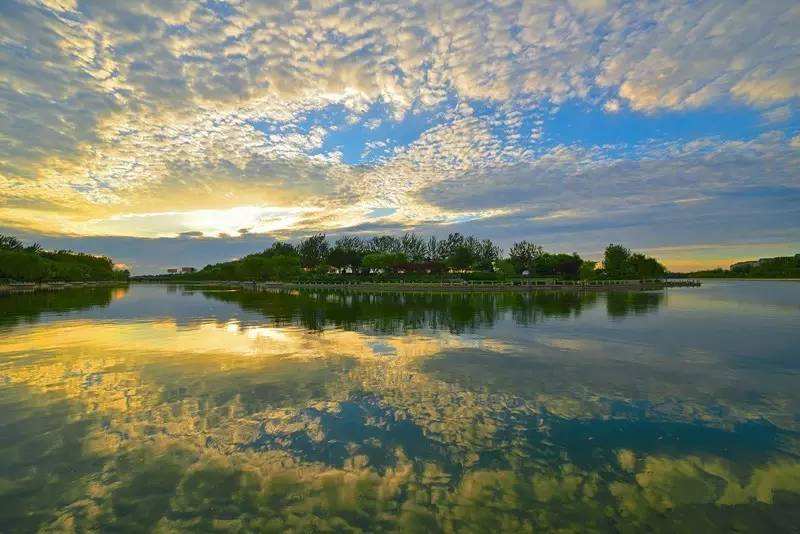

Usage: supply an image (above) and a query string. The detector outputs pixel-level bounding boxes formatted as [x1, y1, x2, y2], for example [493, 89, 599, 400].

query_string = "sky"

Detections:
[1, 0, 799, 274]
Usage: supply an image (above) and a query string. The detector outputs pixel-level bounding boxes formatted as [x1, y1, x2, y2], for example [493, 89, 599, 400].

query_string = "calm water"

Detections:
[1, 281, 799, 532]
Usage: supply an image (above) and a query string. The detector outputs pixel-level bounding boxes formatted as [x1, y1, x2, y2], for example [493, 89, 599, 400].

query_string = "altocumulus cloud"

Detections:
[0, 0, 798, 272]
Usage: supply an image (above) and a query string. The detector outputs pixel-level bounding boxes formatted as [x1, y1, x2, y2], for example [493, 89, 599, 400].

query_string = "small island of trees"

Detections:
[161, 233, 668, 283]
[1, 231, 673, 284]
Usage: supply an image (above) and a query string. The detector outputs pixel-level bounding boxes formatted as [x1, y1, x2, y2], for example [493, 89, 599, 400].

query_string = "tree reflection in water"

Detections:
[1, 285, 799, 533]
[199, 288, 650, 333]
[0, 285, 126, 328]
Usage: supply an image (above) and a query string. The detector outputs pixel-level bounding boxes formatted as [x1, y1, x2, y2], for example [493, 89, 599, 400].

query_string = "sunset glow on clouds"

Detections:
[1, 0, 799, 272]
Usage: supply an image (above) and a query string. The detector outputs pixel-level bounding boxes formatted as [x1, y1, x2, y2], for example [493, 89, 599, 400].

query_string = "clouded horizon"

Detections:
[1, 0, 799, 273]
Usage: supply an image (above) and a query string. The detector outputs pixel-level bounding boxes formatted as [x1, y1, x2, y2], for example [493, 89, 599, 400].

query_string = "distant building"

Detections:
[181, 267, 196, 273]
[167, 268, 178, 274]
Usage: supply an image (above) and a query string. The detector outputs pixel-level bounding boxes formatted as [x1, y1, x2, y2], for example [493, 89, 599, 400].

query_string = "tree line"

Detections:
[0, 234, 129, 282]
[182, 233, 667, 282]
[683, 254, 800, 279]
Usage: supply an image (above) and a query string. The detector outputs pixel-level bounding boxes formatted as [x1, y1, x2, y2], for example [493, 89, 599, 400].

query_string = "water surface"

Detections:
[1, 281, 799, 532]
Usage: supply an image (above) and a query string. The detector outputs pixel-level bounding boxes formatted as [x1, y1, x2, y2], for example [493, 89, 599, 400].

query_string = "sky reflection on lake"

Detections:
[1, 281, 799, 532]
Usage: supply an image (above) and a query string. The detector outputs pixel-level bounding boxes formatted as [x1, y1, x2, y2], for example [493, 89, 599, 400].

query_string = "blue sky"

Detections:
[289, 97, 782, 166]
[0, 0, 798, 273]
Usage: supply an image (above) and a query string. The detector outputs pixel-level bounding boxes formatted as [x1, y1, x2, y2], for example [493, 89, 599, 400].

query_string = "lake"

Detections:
[1, 281, 799, 532]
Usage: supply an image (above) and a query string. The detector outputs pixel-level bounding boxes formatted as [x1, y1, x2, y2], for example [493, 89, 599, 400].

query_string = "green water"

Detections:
[0, 281, 799, 532]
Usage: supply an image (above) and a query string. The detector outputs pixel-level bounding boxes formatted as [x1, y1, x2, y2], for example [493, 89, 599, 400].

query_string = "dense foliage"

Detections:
[189, 242, 301, 281]
[599, 243, 668, 279]
[0, 234, 129, 282]
[153, 233, 668, 282]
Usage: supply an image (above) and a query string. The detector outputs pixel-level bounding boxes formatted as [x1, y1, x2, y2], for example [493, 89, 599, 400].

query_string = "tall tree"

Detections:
[441, 233, 466, 259]
[335, 235, 364, 253]
[298, 234, 329, 269]
[426, 236, 441, 262]
[328, 236, 365, 272]
[508, 241, 543, 274]
[262, 241, 297, 257]
[603, 244, 632, 279]
[580, 260, 598, 280]
[446, 245, 476, 271]
[0, 234, 24, 251]
[368, 235, 402, 254]
[401, 233, 427, 262]
[629, 253, 666, 279]
[475, 239, 501, 271]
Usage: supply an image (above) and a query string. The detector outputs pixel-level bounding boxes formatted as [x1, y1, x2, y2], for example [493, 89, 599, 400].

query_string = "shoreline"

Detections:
[2, 279, 705, 295]
[134, 279, 702, 293]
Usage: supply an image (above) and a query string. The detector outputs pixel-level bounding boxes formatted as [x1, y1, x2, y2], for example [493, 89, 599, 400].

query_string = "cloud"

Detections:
[763, 106, 792, 124]
[418, 133, 800, 213]
[0, 0, 798, 268]
[603, 99, 621, 113]
[178, 231, 204, 239]
[597, 2, 800, 111]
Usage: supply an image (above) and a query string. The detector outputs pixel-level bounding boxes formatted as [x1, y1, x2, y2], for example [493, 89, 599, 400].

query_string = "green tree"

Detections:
[265, 255, 302, 279]
[426, 236, 442, 262]
[367, 235, 402, 254]
[538, 253, 583, 279]
[335, 236, 364, 250]
[475, 239, 501, 271]
[298, 234, 329, 269]
[441, 233, 465, 259]
[579, 260, 598, 280]
[508, 241, 543, 274]
[328, 236, 365, 272]
[362, 252, 407, 273]
[446, 245, 476, 272]
[401, 233, 427, 262]
[237, 255, 271, 280]
[361, 253, 383, 272]
[262, 241, 297, 257]
[327, 247, 357, 272]
[629, 253, 666, 279]
[496, 258, 517, 277]
[603, 244, 632, 279]
[0, 234, 127, 282]
[0, 234, 25, 251]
